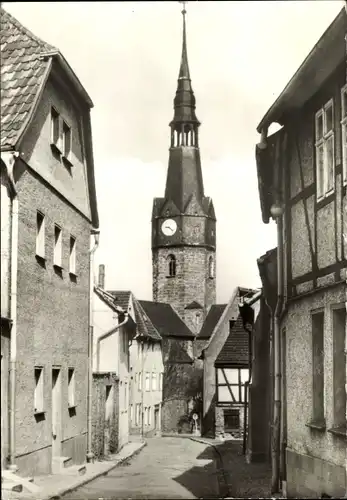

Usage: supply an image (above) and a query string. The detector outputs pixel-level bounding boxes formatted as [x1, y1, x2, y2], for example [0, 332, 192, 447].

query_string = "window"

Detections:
[130, 404, 134, 423]
[138, 372, 142, 391]
[332, 306, 346, 432]
[341, 85, 347, 185]
[159, 372, 163, 391]
[311, 311, 325, 425]
[34, 367, 44, 413]
[62, 121, 72, 161]
[224, 409, 240, 432]
[105, 385, 113, 420]
[69, 236, 76, 274]
[145, 372, 150, 392]
[208, 256, 215, 279]
[68, 368, 75, 408]
[54, 224, 62, 267]
[151, 372, 157, 391]
[148, 406, 152, 426]
[51, 107, 61, 151]
[144, 407, 148, 426]
[168, 254, 176, 277]
[36, 211, 45, 258]
[315, 99, 334, 199]
[135, 403, 141, 426]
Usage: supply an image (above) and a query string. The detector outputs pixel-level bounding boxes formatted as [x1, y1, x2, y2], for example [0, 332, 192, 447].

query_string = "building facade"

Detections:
[255, 8, 346, 497]
[0, 8, 99, 477]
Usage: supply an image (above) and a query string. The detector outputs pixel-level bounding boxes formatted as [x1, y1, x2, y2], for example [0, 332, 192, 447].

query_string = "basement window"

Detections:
[315, 99, 335, 200]
[53, 224, 63, 268]
[34, 367, 44, 414]
[68, 368, 76, 408]
[36, 211, 45, 259]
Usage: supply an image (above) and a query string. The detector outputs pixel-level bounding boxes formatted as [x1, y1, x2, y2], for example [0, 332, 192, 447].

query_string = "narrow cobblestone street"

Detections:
[62, 438, 221, 500]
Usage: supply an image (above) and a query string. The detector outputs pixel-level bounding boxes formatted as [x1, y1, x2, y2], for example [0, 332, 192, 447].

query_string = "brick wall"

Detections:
[92, 373, 119, 460]
[14, 165, 91, 476]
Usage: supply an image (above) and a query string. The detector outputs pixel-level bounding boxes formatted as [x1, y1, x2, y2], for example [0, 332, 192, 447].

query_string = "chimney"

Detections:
[98, 264, 105, 289]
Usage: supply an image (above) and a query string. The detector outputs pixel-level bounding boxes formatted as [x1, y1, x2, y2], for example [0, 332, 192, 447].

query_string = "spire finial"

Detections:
[178, 1, 190, 80]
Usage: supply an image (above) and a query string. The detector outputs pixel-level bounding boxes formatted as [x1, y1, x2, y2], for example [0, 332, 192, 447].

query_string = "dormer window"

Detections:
[168, 254, 176, 277]
[315, 99, 334, 200]
[51, 107, 61, 153]
[208, 256, 215, 279]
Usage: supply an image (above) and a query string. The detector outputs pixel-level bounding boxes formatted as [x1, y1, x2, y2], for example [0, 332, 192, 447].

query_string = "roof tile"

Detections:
[0, 7, 57, 148]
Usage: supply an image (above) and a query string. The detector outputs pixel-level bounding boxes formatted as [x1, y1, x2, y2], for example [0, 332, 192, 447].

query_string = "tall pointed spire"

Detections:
[179, 3, 190, 80]
[170, 2, 200, 127]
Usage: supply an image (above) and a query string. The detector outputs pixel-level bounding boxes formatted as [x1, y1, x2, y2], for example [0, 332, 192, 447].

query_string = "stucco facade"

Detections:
[129, 339, 163, 436]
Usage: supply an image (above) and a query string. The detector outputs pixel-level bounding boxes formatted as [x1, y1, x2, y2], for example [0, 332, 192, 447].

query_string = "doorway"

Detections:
[104, 385, 113, 456]
[154, 405, 160, 431]
[52, 367, 62, 460]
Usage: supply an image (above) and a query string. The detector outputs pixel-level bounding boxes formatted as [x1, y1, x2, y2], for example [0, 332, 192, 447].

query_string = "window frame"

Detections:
[50, 107, 61, 153]
[168, 254, 176, 277]
[62, 119, 73, 167]
[315, 98, 335, 200]
[341, 84, 347, 186]
[151, 372, 157, 391]
[159, 372, 163, 391]
[53, 224, 63, 268]
[36, 211, 46, 259]
[145, 372, 150, 392]
[68, 367, 76, 408]
[138, 372, 142, 391]
[208, 255, 215, 279]
[69, 235, 76, 275]
[308, 310, 326, 429]
[34, 366, 44, 414]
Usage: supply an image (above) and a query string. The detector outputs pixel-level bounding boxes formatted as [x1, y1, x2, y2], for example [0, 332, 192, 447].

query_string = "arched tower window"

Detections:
[208, 256, 215, 279]
[168, 254, 176, 277]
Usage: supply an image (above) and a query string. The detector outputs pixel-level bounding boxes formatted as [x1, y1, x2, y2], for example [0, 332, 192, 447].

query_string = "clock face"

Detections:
[161, 219, 177, 236]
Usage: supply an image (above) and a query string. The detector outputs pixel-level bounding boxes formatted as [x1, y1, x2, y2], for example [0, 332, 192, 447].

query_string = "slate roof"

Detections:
[139, 300, 194, 338]
[215, 315, 249, 367]
[94, 286, 125, 315]
[185, 300, 203, 310]
[0, 8, 58, 148]
[198, 304, 227, 339]
[133, 299, 162, 342]
[108, 291, 132, 312]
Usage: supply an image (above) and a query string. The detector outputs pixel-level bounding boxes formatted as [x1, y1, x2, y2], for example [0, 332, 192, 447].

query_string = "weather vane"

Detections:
[179, 0, 187, 15]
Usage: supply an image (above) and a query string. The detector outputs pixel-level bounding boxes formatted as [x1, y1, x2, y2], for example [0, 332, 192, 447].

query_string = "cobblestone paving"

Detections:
[62, 437, 221, 499]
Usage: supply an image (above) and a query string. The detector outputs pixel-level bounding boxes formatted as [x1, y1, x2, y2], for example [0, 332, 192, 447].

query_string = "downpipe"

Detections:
[86, 229, 100, 463]
[96, 313, 129, 372]
[271, 207, 284, 495]
[2, 151, 19, 472]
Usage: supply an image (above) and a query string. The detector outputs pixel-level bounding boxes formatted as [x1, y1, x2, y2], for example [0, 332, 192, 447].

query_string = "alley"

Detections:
[62, 437, 221, 500]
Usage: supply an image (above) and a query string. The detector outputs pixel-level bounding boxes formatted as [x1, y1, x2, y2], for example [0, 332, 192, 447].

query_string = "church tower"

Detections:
[152, 5, 216, 335]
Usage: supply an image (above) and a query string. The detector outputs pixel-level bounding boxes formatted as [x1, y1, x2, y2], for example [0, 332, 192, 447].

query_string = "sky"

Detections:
[4, 1, 344, 303]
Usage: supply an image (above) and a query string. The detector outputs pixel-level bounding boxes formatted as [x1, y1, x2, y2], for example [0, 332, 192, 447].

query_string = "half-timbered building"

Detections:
[255, 8, 346, 498]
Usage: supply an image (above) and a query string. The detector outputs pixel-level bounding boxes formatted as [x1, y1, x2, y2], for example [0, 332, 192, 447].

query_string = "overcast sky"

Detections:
[5, 1, 344, 303]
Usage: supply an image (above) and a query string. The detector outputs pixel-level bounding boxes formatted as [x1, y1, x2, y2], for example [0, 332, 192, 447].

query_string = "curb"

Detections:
[189, 437, 230, 499]
[46, 441, 147, 500]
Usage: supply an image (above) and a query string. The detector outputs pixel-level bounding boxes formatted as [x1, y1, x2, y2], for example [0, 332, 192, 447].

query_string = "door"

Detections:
[52, 368, 62, 458]
[104, 385, 113, 456]
[154, 405, 159, 430]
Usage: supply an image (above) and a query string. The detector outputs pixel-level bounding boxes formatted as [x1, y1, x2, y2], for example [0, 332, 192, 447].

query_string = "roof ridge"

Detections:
[1, 7, 58, 54]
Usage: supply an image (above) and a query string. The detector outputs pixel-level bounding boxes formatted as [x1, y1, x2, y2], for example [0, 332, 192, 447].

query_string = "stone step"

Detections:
[61, 464, 87, 476]
[52, 456, 72, 474]
[2, 480, 23, 493]
[2, 471, 41, 494]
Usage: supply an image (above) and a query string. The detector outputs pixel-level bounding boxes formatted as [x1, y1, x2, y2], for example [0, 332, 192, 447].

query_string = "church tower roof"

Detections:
[170, 4, 200, 126]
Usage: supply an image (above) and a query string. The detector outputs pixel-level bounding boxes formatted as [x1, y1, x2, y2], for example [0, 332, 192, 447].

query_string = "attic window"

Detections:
[168, 254, 176, 277]
[51, 107, 61, 153]
[62, 120, 72, 167]
[315, 99, 334, 200]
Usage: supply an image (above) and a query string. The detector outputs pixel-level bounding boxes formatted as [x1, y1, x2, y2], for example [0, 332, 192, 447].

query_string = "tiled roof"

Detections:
[94, 286, 125, 315]
[166, 339, 193, 364]
[139, 300, 194, 338]
[215, 315, 249, 366]
[0, 7, 57, 148]
[198, 304, 227, 339]
[133, 299, 162, 342]
[108, 290, 132, 312]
